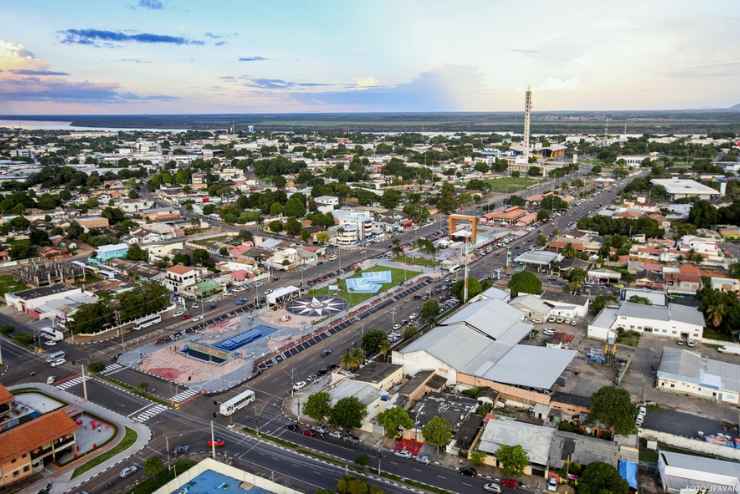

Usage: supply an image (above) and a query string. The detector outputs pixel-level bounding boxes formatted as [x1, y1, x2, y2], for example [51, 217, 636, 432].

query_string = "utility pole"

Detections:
[165, 435, 171, 470]
[80, 363, 88, 400]
[210, 420, 216, 459]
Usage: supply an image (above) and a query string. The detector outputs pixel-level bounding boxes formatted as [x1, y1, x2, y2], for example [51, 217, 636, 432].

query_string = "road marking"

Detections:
[56, 375, 89, 390]
[100, 363, 124, 376]
[131, 404, 169, 423]
[170, 388, 200, 403]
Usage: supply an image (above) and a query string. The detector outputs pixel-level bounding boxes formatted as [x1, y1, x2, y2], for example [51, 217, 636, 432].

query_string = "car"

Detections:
[676, 339, 685, 346]
[501, 479, 519, 488]
[50, 358, 66, 367]
[302, 429, 317, 437]
[393, 323, 401, 330]
[181, 314, 192, 320]
[686, 339, 697, 348]
[483, 483, 502, 493]
[119, 465, 139, 479]
[394, 450, 413, 459]
[43, 339, 57, 347]
[192, 314, 204, 322]
[208, 439, 225, 447]
[542, 328, 556, 336]
[286, 423, 300, 432]
[459, 466, 477, 477]
[328, 430, 342, 439]
[547, 478, 558, 492]
[292, 381, 307, 391]
[408, 313, 418, 320]
[173, 445, 191, 455]
[46, 376, 56, 385]
[416, 455, 431, 464]
[321, 349, 333, 357]
[264, 288, 273, 295]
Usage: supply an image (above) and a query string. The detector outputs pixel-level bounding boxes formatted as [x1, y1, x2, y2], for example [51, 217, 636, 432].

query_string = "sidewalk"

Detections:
[10, 383, 152, 494]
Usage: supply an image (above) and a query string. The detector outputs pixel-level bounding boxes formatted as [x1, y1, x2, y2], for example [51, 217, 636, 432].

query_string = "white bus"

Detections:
[219, 389, 255, 416]
[39, 326, 64, 342]
[134, 313, 162, 331]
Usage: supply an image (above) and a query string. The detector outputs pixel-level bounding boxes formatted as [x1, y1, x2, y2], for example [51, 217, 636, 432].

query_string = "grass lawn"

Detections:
[309, 265, 419, 307]
[487, 176, 539, 193]
[702, 327, 732, 342]
[0, 275, 27, 302]
[616, 330, 641, 347]
[393, 255, 438, 267]
[73, 426, 136, 478]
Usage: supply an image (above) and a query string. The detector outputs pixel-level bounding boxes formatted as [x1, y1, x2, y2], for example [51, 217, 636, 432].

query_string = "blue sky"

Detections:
[1, 0, 740, 114]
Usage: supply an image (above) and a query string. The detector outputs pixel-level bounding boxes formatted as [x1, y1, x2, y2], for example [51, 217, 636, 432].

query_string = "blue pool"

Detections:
[214, 325, 277, 352]
[175, 470, 271, 494]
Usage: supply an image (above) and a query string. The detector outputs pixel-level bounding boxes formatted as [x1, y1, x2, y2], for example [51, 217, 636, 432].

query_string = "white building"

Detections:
[588, 301, 704, 341]
[314, 195, 339, 214]
[164, 264, 201, 295]
[658, 450, 740, 494]
[332, 208, 373, 240]
[657, 347, 740, 405]
[650, 178, 720, 201]
[617, 153, 657, 168]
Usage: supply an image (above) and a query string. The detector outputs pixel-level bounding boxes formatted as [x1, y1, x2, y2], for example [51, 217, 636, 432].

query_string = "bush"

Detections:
[88, 361, 106, 373]
[0, 325, 14, 336]
[354, 454, 369, 467]
[13, 333, 34, 346]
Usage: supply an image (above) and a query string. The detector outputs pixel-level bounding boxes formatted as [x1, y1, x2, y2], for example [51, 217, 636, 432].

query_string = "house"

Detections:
[164, 264, 201, 295]
[588, 301, 705, 341]
[267, 247, 300, 270]
[710, 276, 740, 294]
[541, 292, 590, 320]
[325, 378, 390, 433]
[314, 195, 339, 213]
[658, 450, 740, 494]
[76, 216, 109, 231]
[477, 418, 555, 477]
[510, 294, 552, 323]
[657, 348, 740, 405]
[0, 385, 79, 488]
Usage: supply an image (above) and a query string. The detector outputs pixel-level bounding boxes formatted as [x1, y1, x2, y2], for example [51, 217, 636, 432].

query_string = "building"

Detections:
[478, 418, 554, 477]
[164, 264, 201, 295]
[513, 250, 564, 273]
[484, 207, 527, 225]
[617, 154, 656, 168]
[658, 450, 740, 494]
[650, 178, 720, 201]
[392, 298, 576, 407]
[588, 301, 704, 341]
[0, 385, 79, 488]
[541, 292, 590, 320]
[4, 285, 97, 323]
[331, 208, 372, 240]
[314, 195, 339, 213]
[657, 348, 740, 405]
[152, 457, 303, 494]
[94, 243, 129, 262]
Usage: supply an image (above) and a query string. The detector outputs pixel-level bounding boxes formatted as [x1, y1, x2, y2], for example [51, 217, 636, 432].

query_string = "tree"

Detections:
[508, 271, 542, 297]
[284, 195, 306, 218]
[144, 457, 164, 477]
[688, 200, 719, 227]
[508, 195, 525, 206]
[567, 268, 587, 294]
[341, 347, 365, 370]
[126, 243, 148, 262]
[537, 209, 551, 222]
[628, 295, 651, 305]
[495, 444, 529, 476]
[192, 248, 211, 266]
[380, 189, 402, 210]
[377, 407, 414, 438]
[304, 391, 332, 423]
[420, 300, 440, 321]
[577, 462, 629, 494]
[437, 182, 458, 214]
[336, 476, 384, 494]
[285, 217, 303, 236]
[361, 330, 389, 356]
[269, 220, 283, 233]
[590, 386, 636, 435]
[451, 276, 489, 302]
[536, 233, 548, 246]
[422, 416, 452, 453]
[469, 450, 487, 466]
[590, 294, 616, 315]
[329, 397, 367, 430]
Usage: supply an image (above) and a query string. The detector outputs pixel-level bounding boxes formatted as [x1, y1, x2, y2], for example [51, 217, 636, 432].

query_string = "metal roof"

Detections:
[442, 298, 531, 344]
[651, 178, 720, 196]
[479, 345, 577, 390]
[514, 250, 563, 266]
[660, 450, 740, 480]
[616, 301, 704, 327]
[478, 419, 555, 466]
[658, 347, 740, 393]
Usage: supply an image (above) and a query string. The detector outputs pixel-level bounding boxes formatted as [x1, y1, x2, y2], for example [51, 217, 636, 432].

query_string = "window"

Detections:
[23, 465, 29, 472]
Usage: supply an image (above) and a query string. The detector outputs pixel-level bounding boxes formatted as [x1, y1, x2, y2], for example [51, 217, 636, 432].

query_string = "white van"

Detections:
[46, 351, 66, 363]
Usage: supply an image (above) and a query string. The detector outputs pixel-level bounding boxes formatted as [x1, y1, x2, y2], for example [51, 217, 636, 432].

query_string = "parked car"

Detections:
[303, 429, 317, 437]
[119, 465, 139, 479]
[394, 450, 413, 459]
[501, 479, 519, 488]
[547, 478, 558, 492]
[483, 483, 502, 493]
[542, 328, 556, 336]
[321, 349, 333, 357]
[416, 455, 430, 464]
[286, 423, 300, 432]
[292, 381, 307, 391]
[328, 430, 342, 439]
[173, 445, 190, 455]
[459, 466, 477, 477]
[46, 376, 56, 385]
[207, 438, 225, 447]
[50, 358, 66, 367]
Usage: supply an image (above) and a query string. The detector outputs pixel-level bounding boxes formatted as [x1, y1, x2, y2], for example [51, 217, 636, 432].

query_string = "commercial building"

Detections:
[4, 285, 97, 322]
[153, 457, 303, 494]
[588, 301, 704, 341]
[650, 178, 720, 201]
[93, 243, 129, 262]
[0, 385, 79, 488]
[657, 348, 740, 405]
[513, 250, 564, 273]
[658, 450, 740, 494]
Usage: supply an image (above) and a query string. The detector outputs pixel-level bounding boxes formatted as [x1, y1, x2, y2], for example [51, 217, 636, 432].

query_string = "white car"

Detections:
[119, 465, 139, 479]
[408, 313, 418, 320]
[483, 483, 502, 493]
[50, 358, 66, 367]
[292, 381, 307, 391]
[264, 289, 273, 295]
[393, 323, 401, 330]
[394, 450, 412, 459]
[542, 328, 556, 336]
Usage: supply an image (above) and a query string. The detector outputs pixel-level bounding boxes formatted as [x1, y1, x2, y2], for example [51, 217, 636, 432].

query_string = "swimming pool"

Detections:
[214, 325, 277, 352]
[176, 470, 272, 494]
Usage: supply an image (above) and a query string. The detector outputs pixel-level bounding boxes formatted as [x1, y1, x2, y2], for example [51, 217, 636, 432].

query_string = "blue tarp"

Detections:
[215, 325, 276, 351]
[618, 460, 638, 490]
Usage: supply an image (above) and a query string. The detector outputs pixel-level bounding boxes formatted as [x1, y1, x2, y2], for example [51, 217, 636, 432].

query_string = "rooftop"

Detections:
[167, 264, 196, 275]
[478, 418, 554, 466]
[10, 284, 74, 301]
[353, 362, 402, 385]
[659, 450, 740, 487]
[658, 347, 740, 393]
[514, 250, 564, 266]
[616, 301, 705, 327]
[650, 178, 720, 196]
[0, 409, 78, 464]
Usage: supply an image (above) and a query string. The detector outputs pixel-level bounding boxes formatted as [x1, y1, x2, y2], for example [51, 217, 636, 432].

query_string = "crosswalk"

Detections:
[131, 404, 169, 423]
[170, 388, 199, 403]
[56, 376, 89, 391]
[99, 363, 125, 376]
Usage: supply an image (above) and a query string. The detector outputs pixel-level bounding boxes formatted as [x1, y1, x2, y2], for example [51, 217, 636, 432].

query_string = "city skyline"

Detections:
[1, 0, 740, 114]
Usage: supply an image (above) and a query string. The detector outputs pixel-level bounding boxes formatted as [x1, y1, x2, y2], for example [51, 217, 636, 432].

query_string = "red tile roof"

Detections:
[0, 410, 78, 464]
[0, 384, 13, 406]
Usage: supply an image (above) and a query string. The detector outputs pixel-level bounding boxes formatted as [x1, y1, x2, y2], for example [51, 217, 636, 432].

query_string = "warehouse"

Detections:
[657, 348, 740, 405]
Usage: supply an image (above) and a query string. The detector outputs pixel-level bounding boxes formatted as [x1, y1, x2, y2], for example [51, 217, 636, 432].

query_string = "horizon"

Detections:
[2, 1, 740, 115]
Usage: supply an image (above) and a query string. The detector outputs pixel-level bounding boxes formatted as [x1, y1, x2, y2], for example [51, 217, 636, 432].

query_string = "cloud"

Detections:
[58, 29, 204, 47]
[668, 61, 740, 79]
[10, 69, 69, 76]
[137, 0, 164, 9]
[0, 77, 177, 103]
[511, 48, 540, 56]
[238, 56, 268, 62]
[0, 40, 35, 60]
[119, 58, 151, 64]
[245, 78, 329, 89]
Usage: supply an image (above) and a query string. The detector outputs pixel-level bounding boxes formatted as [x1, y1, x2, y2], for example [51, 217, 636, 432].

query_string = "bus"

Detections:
[134, 313, 162, 331]
[219, 389, 255, 416]
[46, 350, 66, 363]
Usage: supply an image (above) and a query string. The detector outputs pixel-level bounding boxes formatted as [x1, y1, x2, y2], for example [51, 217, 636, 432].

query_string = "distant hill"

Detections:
[731, 103, 740, 111]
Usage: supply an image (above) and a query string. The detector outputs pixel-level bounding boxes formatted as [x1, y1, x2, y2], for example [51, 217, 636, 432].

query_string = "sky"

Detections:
[1, 0, 740, 114]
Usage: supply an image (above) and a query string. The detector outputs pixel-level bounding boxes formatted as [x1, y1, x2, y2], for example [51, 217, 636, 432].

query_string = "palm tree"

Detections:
[706, 301, 727, 328]
[341, 348, 365, 370]
[377, 338, 391, 361]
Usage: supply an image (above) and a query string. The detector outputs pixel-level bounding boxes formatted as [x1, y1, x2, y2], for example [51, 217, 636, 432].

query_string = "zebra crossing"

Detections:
[130, 404, 169, 423]
[99, 363, 124, 376]
[56, 376, 89, 391]
[170, 388, 199, 403]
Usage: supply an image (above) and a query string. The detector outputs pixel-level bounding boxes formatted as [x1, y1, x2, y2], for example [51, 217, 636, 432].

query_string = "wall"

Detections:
[457, 373, 551, 406]
[640, 429, 740, 462]
[656, 377, 739, 405]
